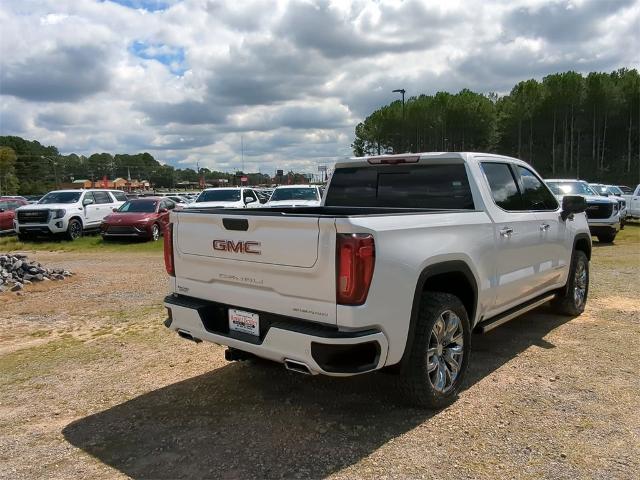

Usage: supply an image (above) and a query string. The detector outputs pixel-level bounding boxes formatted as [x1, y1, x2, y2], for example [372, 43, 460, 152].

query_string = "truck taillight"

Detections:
[336, 233, 375, 305]
[164, 223, 175, 277]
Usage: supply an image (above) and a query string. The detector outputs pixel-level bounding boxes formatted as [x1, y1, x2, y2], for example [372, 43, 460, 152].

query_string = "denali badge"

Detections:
[213, 240, 261, 255]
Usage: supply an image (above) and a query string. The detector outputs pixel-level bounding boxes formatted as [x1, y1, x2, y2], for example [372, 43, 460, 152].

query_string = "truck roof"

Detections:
[337, 151, 520, 169]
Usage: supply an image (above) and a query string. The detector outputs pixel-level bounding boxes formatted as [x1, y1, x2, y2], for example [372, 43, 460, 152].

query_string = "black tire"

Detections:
[65, 218, 83, 241]
[399, 292, 471, 409]
[551, 250, 589, 316]
[597, 233, 616, 243]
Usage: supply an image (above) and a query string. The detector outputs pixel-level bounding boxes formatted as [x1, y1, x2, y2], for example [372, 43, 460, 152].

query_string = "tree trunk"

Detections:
[601, 112, 608, 171]
[569, 103, 574, 172]
[627, 109, 633, 173]
[517, 118, 522, 158]
[592, 106, 596, 164]
[529, 117, 533, 165]
[576, 131, 581, 179]
[563, 114, 567, 172]
[552, 110, 556, 175]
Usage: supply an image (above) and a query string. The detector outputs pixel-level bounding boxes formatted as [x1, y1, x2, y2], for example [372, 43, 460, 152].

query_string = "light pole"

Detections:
[392, 89, 406, 152]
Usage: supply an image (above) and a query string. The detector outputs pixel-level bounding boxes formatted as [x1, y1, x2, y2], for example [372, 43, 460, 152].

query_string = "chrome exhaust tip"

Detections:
[284, 359, 312, 375]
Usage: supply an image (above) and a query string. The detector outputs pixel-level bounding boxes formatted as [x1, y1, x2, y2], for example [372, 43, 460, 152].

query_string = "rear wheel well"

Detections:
[422, 272, 475, 321]
[392, 262, 477, 373]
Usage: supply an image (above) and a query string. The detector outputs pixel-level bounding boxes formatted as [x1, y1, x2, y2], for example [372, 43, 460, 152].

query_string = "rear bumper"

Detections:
[164, 294, 388, 376]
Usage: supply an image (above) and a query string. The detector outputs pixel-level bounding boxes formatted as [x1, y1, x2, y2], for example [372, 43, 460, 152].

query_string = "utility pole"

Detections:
[392, 89, 406, 153]
[241, 135, 244, 173]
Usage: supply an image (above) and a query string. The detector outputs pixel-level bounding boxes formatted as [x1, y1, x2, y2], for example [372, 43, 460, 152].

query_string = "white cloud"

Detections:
[1, 0, 639, 173]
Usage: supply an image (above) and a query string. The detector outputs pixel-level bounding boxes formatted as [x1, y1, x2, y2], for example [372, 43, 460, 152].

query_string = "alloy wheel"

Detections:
[427, 310, 464, 393]
[69, 221, 81, 239]
[573, 259, 587, 308]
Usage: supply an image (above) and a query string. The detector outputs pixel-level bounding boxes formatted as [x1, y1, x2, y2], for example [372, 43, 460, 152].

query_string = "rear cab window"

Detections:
[325, 164, 475, 209]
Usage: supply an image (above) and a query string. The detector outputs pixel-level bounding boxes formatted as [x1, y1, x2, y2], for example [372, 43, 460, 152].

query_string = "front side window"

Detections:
[481, 163, 522, 210]
[39, 191, 82, 204]
[517, 166, 558, 210]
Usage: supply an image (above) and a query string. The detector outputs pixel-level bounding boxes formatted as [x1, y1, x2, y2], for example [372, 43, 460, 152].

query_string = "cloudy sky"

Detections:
[1, 0, 639, 173]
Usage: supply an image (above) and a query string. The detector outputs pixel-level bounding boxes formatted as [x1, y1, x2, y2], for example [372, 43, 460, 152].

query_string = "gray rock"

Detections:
[10, 283, 23, 291]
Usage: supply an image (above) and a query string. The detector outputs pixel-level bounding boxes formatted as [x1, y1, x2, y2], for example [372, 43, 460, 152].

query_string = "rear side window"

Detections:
[112, 191, 127, 202]
[93, 191, 112, 204]
[325, 164, 474, 209]
[516, 166, 558, 210]
[481, 163, 522, 210]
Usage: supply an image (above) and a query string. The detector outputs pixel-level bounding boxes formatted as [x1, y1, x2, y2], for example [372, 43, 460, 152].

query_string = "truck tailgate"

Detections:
[172, 211, 338, 324]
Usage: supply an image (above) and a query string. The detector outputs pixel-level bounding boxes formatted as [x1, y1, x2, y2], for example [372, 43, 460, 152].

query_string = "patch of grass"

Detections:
[0, 234, 163, 253]
[0, 336, 106, 386]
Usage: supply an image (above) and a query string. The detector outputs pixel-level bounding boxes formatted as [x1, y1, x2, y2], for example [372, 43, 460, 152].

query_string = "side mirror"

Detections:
[561, 195, 587, 221]
[83, 198, 94, 206]
[0, 208, 5, 213]
[112, 207, 118, 212]
[245, 197, 256, 205]
[159, 208, 168, 213]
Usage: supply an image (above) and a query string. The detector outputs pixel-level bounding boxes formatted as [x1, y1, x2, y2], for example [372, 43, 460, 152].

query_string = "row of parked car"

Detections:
[0, 184, 324, 242]
[0, 179, 637, 244]
[545, 180, 640, 243]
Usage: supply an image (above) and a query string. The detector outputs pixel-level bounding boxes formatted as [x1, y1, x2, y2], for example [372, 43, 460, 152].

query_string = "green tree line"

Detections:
[353, 69, 640, 185]
[0, 136, 277, 195]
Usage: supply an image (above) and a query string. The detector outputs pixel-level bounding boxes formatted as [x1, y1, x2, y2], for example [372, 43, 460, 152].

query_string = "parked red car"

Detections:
[0, 198, 28, 234]
[100, 197, 175, 241]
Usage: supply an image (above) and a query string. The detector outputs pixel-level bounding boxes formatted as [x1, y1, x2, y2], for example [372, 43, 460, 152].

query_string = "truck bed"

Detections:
[180, 206, 473, 217]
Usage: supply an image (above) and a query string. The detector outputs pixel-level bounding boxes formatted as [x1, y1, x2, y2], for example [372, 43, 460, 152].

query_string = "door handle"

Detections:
[539, 223, 550, 231]
[499, 227, 514, 237]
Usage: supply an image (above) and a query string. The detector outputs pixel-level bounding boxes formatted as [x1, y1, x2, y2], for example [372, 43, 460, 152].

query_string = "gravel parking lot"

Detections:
[1, 226, 639, 479]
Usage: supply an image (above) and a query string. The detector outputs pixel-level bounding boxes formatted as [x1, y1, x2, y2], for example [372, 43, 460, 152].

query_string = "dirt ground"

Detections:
[1, 226, 639, 480]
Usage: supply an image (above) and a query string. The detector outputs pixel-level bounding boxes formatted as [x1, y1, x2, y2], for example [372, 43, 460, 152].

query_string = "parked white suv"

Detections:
[623, 184, 640, 219]
[15, 189, 127, 241]
[546, 179, 620, 243]
[187, 187, 259, 208]
[163, 152, 591, 408]
[265, 185, 322, 207]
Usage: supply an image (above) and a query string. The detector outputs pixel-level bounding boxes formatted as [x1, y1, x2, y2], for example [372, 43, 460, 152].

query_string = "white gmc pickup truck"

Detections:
[163, 152, 592, 408]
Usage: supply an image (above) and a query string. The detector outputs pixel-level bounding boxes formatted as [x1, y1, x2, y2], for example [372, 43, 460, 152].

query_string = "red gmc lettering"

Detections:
[213, 240, 261, 255]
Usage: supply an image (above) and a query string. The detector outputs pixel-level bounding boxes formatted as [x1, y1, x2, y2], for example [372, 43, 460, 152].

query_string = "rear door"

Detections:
[173, 211, 338, 324]
[91, 191, 113, 223]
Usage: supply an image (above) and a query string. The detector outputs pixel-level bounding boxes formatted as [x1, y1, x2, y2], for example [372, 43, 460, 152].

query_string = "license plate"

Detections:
[228, 309, 260, 337]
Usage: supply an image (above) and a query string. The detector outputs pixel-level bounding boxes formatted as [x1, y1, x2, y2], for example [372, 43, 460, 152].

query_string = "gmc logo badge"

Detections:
[213, 240, 261, 255]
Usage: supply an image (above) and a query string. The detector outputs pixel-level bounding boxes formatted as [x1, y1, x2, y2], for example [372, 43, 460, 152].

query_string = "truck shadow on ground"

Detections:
[63, 309, 571, 479]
